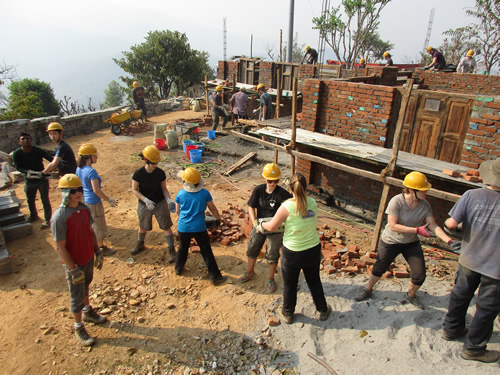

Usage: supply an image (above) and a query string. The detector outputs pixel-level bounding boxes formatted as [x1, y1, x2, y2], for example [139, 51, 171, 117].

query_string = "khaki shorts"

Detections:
[246, 228, 283, 264]
[137, 199, 173, 231]
[88, 202, 107, 242]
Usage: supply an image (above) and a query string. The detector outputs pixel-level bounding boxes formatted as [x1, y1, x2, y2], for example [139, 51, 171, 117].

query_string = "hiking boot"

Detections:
[100, 246, 116, 257]
[354, 288, 372, 302]
[238, 271, 256, 283]
[74, 325, 95, 346]
[461, 350, 500, 363]
[83, 307, 107, 324]
[267, 279, 277, 293]
[319, 305, 332, 321]
[211, 275, 227, 286]
[279, 310, 293, 324]
[27, 215, 39, 223]
[130, 241, 145, 255]
[405, 293, 425, 310]
[168, 247, 176, 264]
[441, 327, 468, 341]
[40, 221, 50, 229]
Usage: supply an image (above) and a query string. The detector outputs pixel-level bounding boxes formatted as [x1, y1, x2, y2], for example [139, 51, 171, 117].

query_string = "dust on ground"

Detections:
[1, 109, 495, 375]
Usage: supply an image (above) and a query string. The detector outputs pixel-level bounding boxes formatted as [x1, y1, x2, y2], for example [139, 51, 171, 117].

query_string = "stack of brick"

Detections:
[442, 168, 483, 183]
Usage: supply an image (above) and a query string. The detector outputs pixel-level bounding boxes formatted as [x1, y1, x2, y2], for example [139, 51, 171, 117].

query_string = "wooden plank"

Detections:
[224, 152, 257, 175]
[0, 212, 26, 227]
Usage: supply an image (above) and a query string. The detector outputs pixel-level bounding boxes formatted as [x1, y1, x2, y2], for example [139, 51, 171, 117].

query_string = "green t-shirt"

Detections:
[282, 196, 320, 251]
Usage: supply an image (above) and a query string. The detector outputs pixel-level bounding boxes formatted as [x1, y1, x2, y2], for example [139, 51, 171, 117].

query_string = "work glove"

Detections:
[416, 223, 432, 238]
[94, 253, 104, 270]
[215, 219, 221, 228]
[107, 198, 117, 207]
[69, 267, 85, 285]
[167, 198, 176, 213]
[448, 240, 462, 254]
[252, 219, 258, 228]
[144, 198, 156, 211]
[255, 223, 265, 234]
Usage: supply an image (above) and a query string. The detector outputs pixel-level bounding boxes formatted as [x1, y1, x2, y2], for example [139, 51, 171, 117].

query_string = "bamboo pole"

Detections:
[204, 75, 210, 116]
[274, 67, 283, 164]
[370, 78, 414, 251]
[290, 77, 298, 175]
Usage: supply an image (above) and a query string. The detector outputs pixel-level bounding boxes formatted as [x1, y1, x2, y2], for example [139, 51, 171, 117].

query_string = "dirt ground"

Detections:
[0, 109, 462, 374]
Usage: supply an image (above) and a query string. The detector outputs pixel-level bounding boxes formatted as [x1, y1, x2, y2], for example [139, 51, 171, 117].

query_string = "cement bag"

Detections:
[165, 130, 179, 149]
[154, 123, 168, 140]
[192, 99, 201, 112]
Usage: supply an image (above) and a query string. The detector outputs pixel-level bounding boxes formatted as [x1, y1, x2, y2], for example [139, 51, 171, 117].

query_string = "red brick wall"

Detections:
[258, 61, 273, 88]
[412, 71, 500, 96]
[216, 61, 239, 80]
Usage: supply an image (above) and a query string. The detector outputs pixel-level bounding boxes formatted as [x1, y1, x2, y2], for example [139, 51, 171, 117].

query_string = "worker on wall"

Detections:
[302, 45, 318, 65]
[358, 58, 366, 69]
[211, 85, 229, 131]
[457, 50, 477, 74]
[132, 81, 151, 122]
[425, 46, 446, 70]
[442, 158, 500, 363]
[257, 84, 273, 121]
[383, 51, 393, 66]
[43, 122, 77, 177]
[239, 163, 292, 293]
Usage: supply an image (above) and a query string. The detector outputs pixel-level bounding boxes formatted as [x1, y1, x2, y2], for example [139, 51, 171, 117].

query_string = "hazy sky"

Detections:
[1, 0, 476, 104]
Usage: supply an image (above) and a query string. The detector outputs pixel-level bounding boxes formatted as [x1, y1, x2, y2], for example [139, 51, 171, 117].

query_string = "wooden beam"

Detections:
[290, 77, 298, 175]
[223, 152, 257, 175]
[204, 75, 210, 116]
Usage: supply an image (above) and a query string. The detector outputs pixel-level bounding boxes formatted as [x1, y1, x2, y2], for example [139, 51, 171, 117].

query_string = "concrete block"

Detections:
[2, 221, 32, 241]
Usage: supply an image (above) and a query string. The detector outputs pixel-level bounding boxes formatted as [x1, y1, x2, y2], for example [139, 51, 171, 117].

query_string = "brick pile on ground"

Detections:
[173, 115, 213, 127]
[120, 122, 152, 136]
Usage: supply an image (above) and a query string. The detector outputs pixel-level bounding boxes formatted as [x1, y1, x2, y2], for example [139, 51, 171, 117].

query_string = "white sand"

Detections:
[270, 274, 500, 374]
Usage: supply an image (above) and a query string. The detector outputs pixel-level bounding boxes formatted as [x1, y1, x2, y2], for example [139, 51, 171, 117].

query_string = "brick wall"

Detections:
[216, 61, 239, 81]
[412, 71, 500, 97]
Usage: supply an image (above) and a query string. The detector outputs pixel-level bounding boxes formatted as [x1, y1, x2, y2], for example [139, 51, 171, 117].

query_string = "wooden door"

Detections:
[409, 96, 446, 158]
[437, 99, 472, 163]
[399, 95, 419, 152]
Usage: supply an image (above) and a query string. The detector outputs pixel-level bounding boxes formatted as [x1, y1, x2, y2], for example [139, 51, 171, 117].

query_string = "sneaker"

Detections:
[27, 215, 39, 223]
[211, 275, 227, 286]
[83, 307, 107, 324]
[238, 271, 256, 283]
[267, 279, 277, 293]
[130, 242, 145, 255]
[100, 246, 116, 257]
[40, 221, 50, 229]
[319, 305, 332, 321]
[74, 325, 95, 346]
[441, 327, 468, 341]
[279, 309, 293, 324]
[461, 350, 500, 363]
[354, 288, 372, 302]
[405, 293, 425, 310]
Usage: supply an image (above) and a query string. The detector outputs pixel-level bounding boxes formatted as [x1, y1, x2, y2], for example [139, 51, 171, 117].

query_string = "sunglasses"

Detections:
[266, 180, 278, 184]
[69, 187, 83, 194]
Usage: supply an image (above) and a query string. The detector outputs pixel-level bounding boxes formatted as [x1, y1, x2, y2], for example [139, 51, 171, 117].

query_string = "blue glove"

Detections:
[167, 198, 176, 213]
[448, 240, 462, 254]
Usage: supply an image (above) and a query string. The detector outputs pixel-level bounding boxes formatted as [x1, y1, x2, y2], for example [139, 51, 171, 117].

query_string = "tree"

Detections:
[439, 28, 481, 65]
[356, 31, 394, 63]
[444, 0, 499, 74]
[0, 78, 60, 120]
[103, 80, 124, 108]
[0, 62, 18, 108]
[282, 42, 307, 64]
[312, 0, 391, 68]
[114, 30, 213, 100]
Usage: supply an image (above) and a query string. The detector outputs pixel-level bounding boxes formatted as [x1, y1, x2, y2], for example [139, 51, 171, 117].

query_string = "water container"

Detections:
[182, 140, 195, 154]
[189, 149, 203, 163]
[155, 139, 165, 150]
[185, 145, 198, 160]
[194, 142, 205, 154]
[207, 130, 216, 140]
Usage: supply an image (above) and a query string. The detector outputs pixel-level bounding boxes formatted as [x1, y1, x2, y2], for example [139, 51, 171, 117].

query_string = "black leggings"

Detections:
[372, 240, 426, 286]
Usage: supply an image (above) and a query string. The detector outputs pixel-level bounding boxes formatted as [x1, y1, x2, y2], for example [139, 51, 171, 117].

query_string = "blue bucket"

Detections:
[182, 140, 195, 154]
[194, 142, 205, 154]
[207, 130, 216, 140]
[189, 149, 203, 163]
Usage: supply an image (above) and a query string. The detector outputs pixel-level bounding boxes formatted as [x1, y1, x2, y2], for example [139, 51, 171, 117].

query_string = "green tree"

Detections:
[0, 78, 59, 120]
[356, 31, 394, 63]
[439, 28, 481, 65]
[103, 80, 124, 108]
[312, 0, 391, 68]
[114, 30, 213, 99]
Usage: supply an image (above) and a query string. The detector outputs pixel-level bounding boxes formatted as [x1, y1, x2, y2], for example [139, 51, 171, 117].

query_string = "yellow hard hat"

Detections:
[181, 167, 201, 184]
[426, 46, 433, 53]
[78, 143, 97, 156]
[467, 49, 474, 57]
[306, 45, 311, 51]
[142, 145, 161, 164]
[59, 174, 82, 189]
[215, 85, 223, 91]
[47, 122, 63, 132]
[383, 51, 390, 58]
[133, 81, 140, 88]
[360, 58, 366, 64]
[403, 171, 432, 191]
[256, 83, 265, 91]
[262, 163, 281, 180]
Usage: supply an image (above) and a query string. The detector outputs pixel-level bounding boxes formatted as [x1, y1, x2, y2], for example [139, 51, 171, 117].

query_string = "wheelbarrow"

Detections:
[104, 107, 143, 135]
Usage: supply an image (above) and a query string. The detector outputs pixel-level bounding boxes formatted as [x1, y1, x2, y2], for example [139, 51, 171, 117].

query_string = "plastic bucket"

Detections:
[182, 140, 195, 154]
[207, 130, 216, 140]
[185, 145, 198, 160]
[155, 139, 165, 150]
[189, 149, 203, 163]
[194, 142, 205, 154]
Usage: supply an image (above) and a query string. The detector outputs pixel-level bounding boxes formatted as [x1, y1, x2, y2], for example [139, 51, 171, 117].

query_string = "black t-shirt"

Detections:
[56, 141, 77, 175]
[133, 87, 145, 105]
[12, 146, 53, 176]
[132, 166, 166, 204]
[247, 184, 292, 218]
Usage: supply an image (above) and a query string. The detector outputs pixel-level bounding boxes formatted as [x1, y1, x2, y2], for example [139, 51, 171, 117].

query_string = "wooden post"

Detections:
[231, 73, 236, 125]
[370, 79, 415, 251]
[290, 78, 298, 175]
[205, 75, 210, 116]
[275, 65, 282, 163]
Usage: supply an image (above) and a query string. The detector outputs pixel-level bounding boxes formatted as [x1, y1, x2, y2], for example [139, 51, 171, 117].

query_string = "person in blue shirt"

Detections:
[174, 167, 226, 285]
[76, 144, 117, 256]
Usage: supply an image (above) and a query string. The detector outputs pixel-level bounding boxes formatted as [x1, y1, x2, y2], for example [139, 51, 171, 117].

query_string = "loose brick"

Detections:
[347, 244, 358, 252]
[352, 259, 367, 268]
[268, 316, 280, 327]
[367, 251, 377, 259]
[221, 238, 232, 246]
[324, 265, 336, 275]
[393, 270, 410, 278]
[464, 175, 481, 182]
[442, 169, 460, 177]
[340, 266, 359, 273]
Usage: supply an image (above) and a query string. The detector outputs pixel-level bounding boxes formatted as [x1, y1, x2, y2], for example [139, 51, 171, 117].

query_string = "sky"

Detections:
[1, 0, 477, 105]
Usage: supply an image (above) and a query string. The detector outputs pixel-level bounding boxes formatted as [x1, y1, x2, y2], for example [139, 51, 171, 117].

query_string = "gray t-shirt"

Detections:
[449, 188, 500, 280]
[381, 194, 432, 244]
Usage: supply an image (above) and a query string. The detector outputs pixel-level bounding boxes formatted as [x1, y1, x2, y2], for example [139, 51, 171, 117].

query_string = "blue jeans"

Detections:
[443, 264, 500, 353]
[25, 179, 51, 222]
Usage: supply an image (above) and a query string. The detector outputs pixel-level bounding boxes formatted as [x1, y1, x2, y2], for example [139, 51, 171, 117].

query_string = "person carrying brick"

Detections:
[132, 81, 151, 122]
[239, 163, 292, 293]
[302, 45, 318, 65]
[42, 122, 77, 176]
[441, 157, 500, 363]
[51, 174, 106, 346]
[12, 132, 53, 229]
[354, 171, 457, 309]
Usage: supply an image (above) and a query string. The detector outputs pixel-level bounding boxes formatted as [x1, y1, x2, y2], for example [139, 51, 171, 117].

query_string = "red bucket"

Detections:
[185, 145, 198, 160]
[155, 139, 165, 150]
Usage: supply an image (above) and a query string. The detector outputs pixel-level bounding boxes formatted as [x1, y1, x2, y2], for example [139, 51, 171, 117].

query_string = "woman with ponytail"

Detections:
[260, 173, 330, 324]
